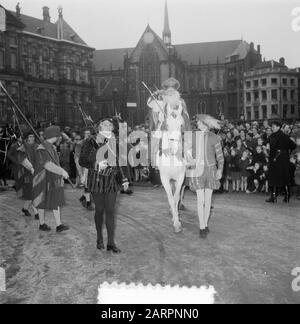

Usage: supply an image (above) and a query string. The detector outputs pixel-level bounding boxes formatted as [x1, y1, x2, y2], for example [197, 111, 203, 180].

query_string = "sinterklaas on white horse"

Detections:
[147, 78, 191, 233]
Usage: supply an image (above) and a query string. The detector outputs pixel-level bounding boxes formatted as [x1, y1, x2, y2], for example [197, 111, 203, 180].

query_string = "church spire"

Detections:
[163, 0, 171, 46]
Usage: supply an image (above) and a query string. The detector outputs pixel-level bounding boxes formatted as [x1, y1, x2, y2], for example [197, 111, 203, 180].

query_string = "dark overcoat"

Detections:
[268, 130, 296, 187]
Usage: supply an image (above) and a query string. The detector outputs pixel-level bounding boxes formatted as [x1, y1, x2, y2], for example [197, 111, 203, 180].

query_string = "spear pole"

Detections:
[0, 81, 75, 189]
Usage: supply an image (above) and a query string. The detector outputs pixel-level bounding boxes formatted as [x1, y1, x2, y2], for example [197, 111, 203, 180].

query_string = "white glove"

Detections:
[123, 182, 129, 191]
[98, 160, 108, 170]
[62, 170, 70, 179]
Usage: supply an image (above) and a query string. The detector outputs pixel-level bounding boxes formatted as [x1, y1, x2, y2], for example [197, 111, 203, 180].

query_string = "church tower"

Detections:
[162, 0, 171, 47]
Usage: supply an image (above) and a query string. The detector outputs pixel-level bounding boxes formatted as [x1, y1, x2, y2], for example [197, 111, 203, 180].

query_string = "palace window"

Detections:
[44, 91, 50, 103]
[283, 104, 288, 118]
[31, 62, 38, 77]
[228, 68, 236, 77]
[261, 79, 267, 87]
[271, 89, 278, 100]
[43, 63, 48, 79]
[33, 91, 40, 101]
[66, 67, 72, 80]
[283, 89, 287, 101]
[262, 90, 267, 101]
[271, 104, 278, 115]
[271, 78, 278, 85]
[291, 90, 295, 101]
[282, 78, 287, 86]
[291, 78, 295, 86]
[31, 47, 38, 57]
[246, 92, 251, 102]
[75, 69, 80, 82]
[246, 107, 252, 121]
[0, 51, 4, 69]
[253, 80, 259, 87]
[246, 81, 251, 89]
[254, 91, 259, 101]
[254, 106, 259, 120]
[262, 105, 267, 119]
[291, 104, 295, 115]
[43, 48, 49, 60]
[10, 53, 17, 69]
[10, 36, 17, 46]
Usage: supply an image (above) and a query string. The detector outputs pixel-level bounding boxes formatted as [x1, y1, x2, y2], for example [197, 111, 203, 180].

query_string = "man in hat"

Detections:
[79, 117, 130, 253]
[79, 128, 94, 211]
[33, 126, 69, 233]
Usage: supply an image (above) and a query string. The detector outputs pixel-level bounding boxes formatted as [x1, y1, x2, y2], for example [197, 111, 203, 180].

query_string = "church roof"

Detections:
[174, 40, 247, 65]
[94, 48, 133, 71]
[9, 10, 88, 46]
[94, 39, 255, 71]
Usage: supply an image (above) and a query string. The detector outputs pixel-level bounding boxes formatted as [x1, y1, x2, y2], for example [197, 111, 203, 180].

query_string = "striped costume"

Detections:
[32, 141, 65, 210]
[187, 131, 224, 191]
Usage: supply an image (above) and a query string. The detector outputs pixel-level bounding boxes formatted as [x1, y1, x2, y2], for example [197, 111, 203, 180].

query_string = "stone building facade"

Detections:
[0, 4, 94, 127]
[244, 59, 300, 121]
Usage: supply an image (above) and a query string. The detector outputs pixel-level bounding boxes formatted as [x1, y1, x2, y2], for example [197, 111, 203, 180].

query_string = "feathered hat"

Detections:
[195, 114, 221, 130]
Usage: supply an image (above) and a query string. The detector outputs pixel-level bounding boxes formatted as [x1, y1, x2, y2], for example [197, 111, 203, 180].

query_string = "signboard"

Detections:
[127, 103, 137, 108]
[0, 7, 6, 32]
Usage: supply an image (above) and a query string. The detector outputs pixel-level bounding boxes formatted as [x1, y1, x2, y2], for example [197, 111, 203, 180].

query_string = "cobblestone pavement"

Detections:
[0, 186, 299, 304]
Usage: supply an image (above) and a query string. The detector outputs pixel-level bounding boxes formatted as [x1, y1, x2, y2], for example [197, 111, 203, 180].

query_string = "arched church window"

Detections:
[0, 50, 4, 69]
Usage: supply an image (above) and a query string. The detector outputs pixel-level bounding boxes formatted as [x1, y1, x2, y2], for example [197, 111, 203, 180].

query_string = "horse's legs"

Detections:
[173, 174, 185, 230]
[179, 185, 186, 208]
[160, 175, 181, 231]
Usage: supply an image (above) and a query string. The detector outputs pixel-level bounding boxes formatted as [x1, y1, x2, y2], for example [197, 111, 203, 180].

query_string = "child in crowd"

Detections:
[228, 148, 241, 192]
[223, 147, 231, 192]
[246, 162, 263, 193]
[252, 145, 267, 165]
[260, 165, 269, 194]
[239, 150, 250, 192]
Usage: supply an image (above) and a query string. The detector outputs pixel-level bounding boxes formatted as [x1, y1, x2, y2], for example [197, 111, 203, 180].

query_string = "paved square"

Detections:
[0, 187, 299, 304]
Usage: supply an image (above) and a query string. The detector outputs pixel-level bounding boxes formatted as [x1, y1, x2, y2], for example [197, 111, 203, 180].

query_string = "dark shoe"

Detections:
[22, 209, 31, 217]
[283, 187, 291, 203]
[179, 204, 186, 211]
[79, 195, 85, 202]
[39, 224, 51, 232]
[200, 229, 207, 239]
[121, 189, 133, 195]
[107, 245, 121, 254]
[56, 224, 69, 233]
[97, 242, 105, 250]
[266, 196, 277, 203]
[86, 202, 94, 211]
[205, 227, 210, 234]
[35, 214, 39, 220]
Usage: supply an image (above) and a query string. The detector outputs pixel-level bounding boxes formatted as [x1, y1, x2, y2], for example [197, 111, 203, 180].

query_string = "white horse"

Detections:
[147, 88, 191, 233]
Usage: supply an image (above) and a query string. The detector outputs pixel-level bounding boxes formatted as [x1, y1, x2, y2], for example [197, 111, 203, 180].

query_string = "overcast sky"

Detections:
[1, 0, 299, 67]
